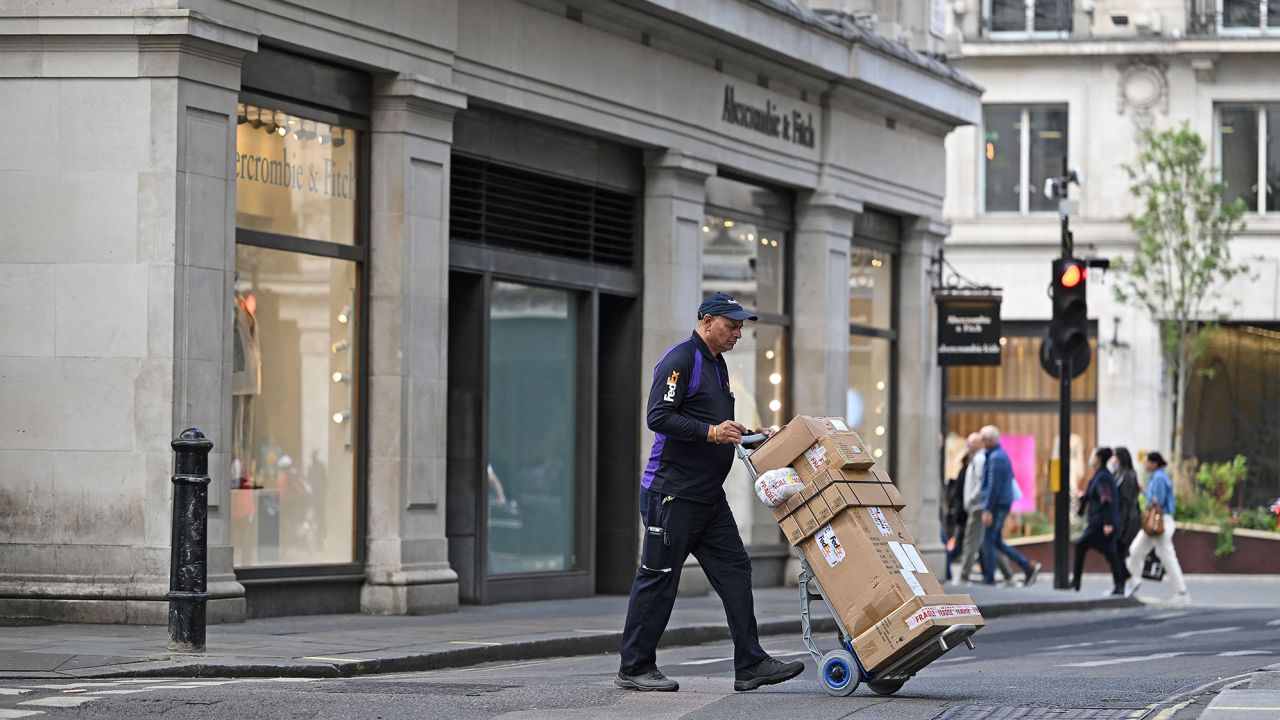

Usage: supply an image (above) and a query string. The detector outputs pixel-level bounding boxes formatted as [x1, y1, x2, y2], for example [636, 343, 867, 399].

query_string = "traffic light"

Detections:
[1046, 257, 1090, 376]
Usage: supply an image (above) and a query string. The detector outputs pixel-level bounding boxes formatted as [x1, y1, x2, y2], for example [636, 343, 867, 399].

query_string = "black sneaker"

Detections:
[615, 668, 679, 692]
[1024, 561, 1042, 587]
[734, 656, 805, 692]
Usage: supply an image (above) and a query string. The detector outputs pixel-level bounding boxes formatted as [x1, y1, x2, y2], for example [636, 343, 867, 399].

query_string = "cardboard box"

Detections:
[791, 434, 876, 482]
[819, 482, 850, 516]
[749, 415, 865, 473]
[779, 511, 805, 545]
[800, 484, 833, 525]
[852, 594, 985, 671]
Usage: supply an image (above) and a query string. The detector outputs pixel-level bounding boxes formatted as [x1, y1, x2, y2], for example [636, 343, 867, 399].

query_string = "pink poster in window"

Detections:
[1004, 434, 1037, 514]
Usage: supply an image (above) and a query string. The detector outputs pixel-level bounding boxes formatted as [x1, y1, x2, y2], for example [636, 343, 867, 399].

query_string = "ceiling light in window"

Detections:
[876, 380, 886, 391]
[332, 372, 352, 383]
[332, 411, 351, 424]
[765, 350, 775, 360]
[332, 128, 347, 148]
[724, 220, 735, 228]
[250, 106, 264, 129]
[747, 233, 755, 241]
[760, 237, 768, 245]
[770, 240, 778, 247]
[337, 305, 352, 324]
[769, 399, 782, 412]
[873, 448, 884, 458]
[236, 103, 248, 125]
[769, 372, 782, 385]
[875, 425, 886, 436]
[999, 337, 1008, 346]
[331, 339, 350, 353]
[702, 226, 710, 233]
[874, 405, 882, 415]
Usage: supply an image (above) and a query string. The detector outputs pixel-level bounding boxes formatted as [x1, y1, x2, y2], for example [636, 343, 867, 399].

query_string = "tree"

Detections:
[1113, 124, 1250, 493]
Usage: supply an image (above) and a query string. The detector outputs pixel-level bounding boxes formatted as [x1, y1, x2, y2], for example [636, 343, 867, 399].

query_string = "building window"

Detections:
[231, 100, 364, 568]
[987, 0, 1072, 36]
[1218, 104, 1280, 213]
[848, 227, 897, 474]
[982, 105, 1069, 214]
[1220, 0, 1280, 31]
[703, 176, 792, 432]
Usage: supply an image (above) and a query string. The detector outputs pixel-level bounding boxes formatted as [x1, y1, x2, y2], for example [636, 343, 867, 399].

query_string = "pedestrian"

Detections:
[943, 448, 968, 583]
[956, 432, 1016, 584]
[1112, 447, 1141, 571]
[979, 426, 1042, 587]
[1071, 447, 1127, 595]
[617, 292, 805, 693]
[1123, 452, 1190, 605]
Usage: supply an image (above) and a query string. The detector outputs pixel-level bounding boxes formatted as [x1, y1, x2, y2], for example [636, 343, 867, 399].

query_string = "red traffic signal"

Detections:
[1060, 263, 1086, 288]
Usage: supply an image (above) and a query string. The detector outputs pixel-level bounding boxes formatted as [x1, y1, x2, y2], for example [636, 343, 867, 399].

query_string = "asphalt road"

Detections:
[2, 604, 1277, 720]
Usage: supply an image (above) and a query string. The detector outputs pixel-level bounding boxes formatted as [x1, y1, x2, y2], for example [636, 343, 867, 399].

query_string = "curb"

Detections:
[1, 596, 1137, 681]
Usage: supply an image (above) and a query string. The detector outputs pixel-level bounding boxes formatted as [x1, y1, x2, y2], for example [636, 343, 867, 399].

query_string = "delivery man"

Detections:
[616, 292, 805, 693]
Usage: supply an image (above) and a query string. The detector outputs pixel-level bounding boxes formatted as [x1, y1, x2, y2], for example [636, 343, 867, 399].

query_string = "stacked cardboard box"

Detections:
[752, 415, 984, 672]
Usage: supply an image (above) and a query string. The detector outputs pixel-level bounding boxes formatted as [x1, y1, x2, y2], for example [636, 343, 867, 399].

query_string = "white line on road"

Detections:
[1216, 650, 1272, 656]
[0, 709, 44, 719]
[679, 657, 732, 666]
[1268, 619, 1280, 626]
[933, 655, 976, 664]
[19, 695, 100, 707]
[1145, 612, 1190, 621]
[0, 690, 31, 695]
[1059, 652, 1189, 668]
[1172, 626, 1241, 639]
[1048, 639, 1122, 650]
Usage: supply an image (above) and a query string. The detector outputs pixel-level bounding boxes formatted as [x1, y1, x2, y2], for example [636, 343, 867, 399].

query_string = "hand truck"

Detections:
[736, 434, 978, 696]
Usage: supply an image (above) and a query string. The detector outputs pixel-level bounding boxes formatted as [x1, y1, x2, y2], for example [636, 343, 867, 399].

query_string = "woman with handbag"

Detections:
[1071, 447, 1129, 595]
[1112, 447, 1142, 571]
[1123, 452, 1190, 604]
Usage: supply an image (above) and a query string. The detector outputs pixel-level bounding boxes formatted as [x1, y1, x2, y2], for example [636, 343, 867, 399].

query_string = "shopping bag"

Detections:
[1141, 550, 1165, 582]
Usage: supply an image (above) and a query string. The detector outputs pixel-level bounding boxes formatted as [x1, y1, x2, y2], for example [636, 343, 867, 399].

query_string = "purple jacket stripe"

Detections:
[641, 433, 666, 488]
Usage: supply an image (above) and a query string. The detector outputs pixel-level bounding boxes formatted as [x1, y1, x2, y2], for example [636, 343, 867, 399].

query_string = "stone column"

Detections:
[0, 13, 253, 623]
[640, 150, 713, 594]
[896, 217, 949, 573]
[360, 74, 466, 615]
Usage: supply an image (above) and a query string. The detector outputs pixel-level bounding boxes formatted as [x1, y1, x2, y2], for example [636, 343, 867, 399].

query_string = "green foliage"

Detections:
[1023, 511, 1053, 536]
[1216, 519, 1236, 557]
[1235, 506, 1280, 532]
[1196, 454, 1246, 506]
[1113, 124, 1251, 487]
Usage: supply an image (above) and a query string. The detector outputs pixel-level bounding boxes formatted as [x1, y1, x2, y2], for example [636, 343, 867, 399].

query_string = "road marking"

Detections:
[1145, 611, 1190, 621]
[0, 690, 30, 695]
[301, 656, 372, 663]
[933, 655, 976, 664]
[572, 629, 613, 634]
[1172, 626, 1241, 639]
[1048, 639, 1121, 650]
[449, 640, 502, 646]
[680, 656, 732, 666]
[1216, 650, 1271, 656]
[1211, 707, 1280, 711]
[0, 710, 44, 719]
[1059, 651, 1188, 667]
[90, 689, 154, 695]
[1268, 619, 1280, 626]
[20, 695, 99, 707]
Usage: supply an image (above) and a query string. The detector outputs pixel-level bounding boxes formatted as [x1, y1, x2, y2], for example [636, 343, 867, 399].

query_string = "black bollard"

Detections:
[168, 428, 213, 653]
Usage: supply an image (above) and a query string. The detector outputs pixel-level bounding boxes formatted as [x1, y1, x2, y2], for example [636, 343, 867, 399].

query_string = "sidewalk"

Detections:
[0, 572, 1149, 681]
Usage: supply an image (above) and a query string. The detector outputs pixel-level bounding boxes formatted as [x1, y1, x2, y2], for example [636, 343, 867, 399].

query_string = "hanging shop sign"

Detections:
[721, 85, 816, 149]
[936, 293, 1002, 366]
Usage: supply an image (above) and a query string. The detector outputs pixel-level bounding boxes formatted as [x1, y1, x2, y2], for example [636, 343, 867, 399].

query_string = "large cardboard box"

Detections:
[749, 415, 872, 473]
[790, 434, 876, 482]
[852, 594, 985, 671]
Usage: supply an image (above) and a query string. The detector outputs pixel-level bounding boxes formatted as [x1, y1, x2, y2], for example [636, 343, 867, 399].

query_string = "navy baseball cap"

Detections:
[697, 292, 758, 321]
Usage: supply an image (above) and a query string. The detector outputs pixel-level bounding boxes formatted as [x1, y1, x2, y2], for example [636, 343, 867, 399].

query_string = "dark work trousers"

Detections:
[619, 490, 768, 675]
[1072, 524, 1126, 591]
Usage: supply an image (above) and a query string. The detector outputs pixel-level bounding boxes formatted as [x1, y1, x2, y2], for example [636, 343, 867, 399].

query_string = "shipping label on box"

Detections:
[749, 415, 853, 472]
[814, 524, 847, 567]
[853, 594, 985, 672]
[904, 602, 982, 630]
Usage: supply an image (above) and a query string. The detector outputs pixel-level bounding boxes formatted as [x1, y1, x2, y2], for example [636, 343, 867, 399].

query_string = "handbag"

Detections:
[1141, 502, 1164, 536]
[1142, 550, 1165, 582]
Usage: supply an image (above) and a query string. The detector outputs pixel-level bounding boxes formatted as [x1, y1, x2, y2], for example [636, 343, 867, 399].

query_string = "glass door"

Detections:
[486, 281, 579, 575]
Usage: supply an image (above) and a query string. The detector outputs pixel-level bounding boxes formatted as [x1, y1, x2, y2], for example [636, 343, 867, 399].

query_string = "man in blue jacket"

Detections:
[979, 425, 1042, 586]
[616, 292, 804, 693]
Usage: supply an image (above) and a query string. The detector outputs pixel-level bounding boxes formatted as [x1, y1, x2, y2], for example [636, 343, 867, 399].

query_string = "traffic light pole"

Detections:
[1054, 203, 1073, 590]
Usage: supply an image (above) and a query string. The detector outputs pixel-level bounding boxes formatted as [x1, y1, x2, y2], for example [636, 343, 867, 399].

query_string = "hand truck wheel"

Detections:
[867, 679, 905, 696]
[818, 649, 858, 696]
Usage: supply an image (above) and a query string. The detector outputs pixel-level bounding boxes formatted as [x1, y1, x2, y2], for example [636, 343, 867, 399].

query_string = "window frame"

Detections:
[980, 104, 1069, 216]
[848, 232, 899, 479]
[1216, 102, 1277, 215]
[1217, 0, 1280, 34]
[984, 0, 1073, 39]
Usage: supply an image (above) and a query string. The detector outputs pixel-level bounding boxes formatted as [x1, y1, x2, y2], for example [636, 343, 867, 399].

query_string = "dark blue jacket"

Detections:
[980, 443, 1015, 509]
[641, 332, 736, 504]
[1082, 467, 1120, 529]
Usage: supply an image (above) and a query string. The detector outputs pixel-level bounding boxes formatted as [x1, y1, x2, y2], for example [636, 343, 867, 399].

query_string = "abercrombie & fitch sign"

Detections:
[721, 85, 816, 149]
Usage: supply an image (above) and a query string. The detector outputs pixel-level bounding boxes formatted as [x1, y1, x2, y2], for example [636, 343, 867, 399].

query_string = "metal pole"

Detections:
[1054, 357, 1072, 589]
[168, 428, 213, 653]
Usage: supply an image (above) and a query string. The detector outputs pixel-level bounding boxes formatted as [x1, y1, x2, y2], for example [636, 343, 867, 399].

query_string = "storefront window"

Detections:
[232, 101, 362, 568]
[848, 244, 895, 470]
[231, 246, 358, 566]
[487, 281, 578, 575]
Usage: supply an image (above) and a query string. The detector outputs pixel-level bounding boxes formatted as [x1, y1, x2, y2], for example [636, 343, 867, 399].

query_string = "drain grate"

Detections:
[936, 708, 1146, 720]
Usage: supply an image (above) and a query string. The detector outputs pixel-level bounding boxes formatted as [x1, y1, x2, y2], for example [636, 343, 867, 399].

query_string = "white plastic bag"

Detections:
[755, 467, 803, 508]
